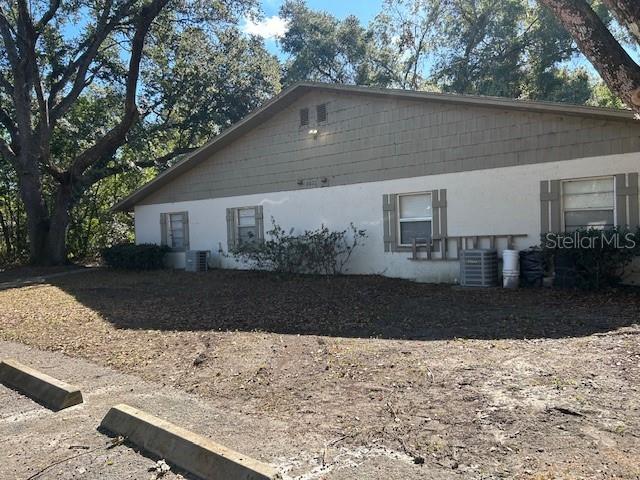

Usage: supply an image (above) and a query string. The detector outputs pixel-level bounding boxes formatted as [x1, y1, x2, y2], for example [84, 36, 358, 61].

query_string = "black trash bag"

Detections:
[520, 249, 544, 287]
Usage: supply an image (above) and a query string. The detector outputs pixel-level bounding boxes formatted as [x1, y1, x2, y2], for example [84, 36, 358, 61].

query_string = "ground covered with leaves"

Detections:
[1, 269, 639, 479]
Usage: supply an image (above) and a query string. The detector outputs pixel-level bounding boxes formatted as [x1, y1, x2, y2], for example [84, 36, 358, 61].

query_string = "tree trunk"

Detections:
[45, 181, 74, 265]
[17, 159, 75, 266]
[0, 211, 12, 257]
[539, 0, 640, 114]
[17, 163, 51, 265]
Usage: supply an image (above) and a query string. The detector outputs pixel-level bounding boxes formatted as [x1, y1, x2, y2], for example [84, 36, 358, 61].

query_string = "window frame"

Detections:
[561, 175, 616, 231]
[396, 191, 433, 247]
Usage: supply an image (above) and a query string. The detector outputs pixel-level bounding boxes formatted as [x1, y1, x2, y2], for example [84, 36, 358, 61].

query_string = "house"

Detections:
[113, 82, 640, 283]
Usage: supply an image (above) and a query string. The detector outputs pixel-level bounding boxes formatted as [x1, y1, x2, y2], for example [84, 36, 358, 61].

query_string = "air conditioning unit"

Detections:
[459, 249, 498, 287]
[185, 250, 209, 272]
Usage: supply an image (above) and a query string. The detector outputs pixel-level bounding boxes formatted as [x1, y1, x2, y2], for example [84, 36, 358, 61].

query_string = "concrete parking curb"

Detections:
[0, 358, 83, 411]
[100, 404, 279, 480]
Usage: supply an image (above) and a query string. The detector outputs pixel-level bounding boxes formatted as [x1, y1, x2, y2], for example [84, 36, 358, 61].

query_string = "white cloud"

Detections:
[243, 15, 289, 39]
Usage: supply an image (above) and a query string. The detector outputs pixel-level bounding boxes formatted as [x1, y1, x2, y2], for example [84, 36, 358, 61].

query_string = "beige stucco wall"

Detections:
[141, 90, 640, 205]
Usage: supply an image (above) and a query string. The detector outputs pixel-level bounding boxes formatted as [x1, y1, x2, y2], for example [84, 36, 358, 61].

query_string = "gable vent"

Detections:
[299, 108, 309, 126]
[316, 103, 327, 123]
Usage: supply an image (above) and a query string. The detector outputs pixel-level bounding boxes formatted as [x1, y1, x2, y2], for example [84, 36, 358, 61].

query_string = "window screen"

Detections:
[398, 193, 432, 245]
[562, 177, 615, 231]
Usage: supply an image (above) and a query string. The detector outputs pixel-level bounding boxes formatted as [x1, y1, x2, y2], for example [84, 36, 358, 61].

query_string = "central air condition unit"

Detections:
[459, 249, 498, 287]
[185, 250, 209, 272]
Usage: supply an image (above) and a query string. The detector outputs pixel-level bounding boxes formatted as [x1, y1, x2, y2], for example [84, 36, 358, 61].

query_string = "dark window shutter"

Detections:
[382, 194, 398, 252]
[226, 208, 237, 250]
[300, 108, 309, 126]
[316, 103, 327, 123]
[540, 180, 561, 233]
[182, 211, 190, 250]
[255, 205, 265, 242]
[160, 213, 168, 246]
[615, 173, 639, 228]
[432, 189, 447, 238]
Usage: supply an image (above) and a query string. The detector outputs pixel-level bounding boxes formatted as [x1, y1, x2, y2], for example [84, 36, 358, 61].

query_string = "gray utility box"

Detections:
[459, 249, 498, 287]
[185, 250, 209, 272]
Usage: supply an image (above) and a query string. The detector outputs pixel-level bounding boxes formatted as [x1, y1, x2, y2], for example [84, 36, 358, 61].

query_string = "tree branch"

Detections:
[602, 0, 640, 44]
[0, 136, 16, 162]
[0, 71, 14, 96]
[0, 9, 19, 69]
[539, 0, 640, 113]
[70, 0, 170, 178]
[49, 0, 124, 122]
[0, 105, 18, 142]
[35, 0, 61, 34]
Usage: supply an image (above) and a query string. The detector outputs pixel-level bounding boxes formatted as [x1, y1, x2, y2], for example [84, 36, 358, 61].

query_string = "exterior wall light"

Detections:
[308, 128, 318, 138]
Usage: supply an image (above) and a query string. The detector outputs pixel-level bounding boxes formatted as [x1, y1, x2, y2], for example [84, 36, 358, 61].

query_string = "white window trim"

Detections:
[235, 206, 258, 245]
[560, 175, 617, 231]
[397, 191, 433, 247]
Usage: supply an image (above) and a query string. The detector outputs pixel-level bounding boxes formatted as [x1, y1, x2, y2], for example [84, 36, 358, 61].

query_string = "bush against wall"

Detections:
[230, 219, 367, 275]
[102, 243, 170, 270]
[541, 227, 640, 289]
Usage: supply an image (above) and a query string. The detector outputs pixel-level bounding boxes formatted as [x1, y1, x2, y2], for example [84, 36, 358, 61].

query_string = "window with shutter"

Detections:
[383, 190, 446, 253]
[227, 206, 264, 249]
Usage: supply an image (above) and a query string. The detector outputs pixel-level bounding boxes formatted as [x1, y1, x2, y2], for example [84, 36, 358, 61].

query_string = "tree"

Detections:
[279, 0, 396, 86]
[370, 0, 444, 90]
[539, 0, 640, 114]
[0, 0, 278, 265]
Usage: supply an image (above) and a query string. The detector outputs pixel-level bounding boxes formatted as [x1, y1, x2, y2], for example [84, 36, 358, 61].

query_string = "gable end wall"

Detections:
[141, 91, 640, 205]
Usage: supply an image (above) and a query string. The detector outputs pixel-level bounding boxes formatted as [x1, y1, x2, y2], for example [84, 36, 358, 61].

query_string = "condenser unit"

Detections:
[459, 249, 498, 287]
[185, 250, 209, 272]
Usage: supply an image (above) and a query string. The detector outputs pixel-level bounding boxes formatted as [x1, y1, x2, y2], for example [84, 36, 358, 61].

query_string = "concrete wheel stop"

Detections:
[100, 404, 279, 480]
[0, 358, 83, 411]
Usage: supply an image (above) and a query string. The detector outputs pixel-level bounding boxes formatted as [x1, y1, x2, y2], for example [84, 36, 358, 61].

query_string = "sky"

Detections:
[242, 0, 384, 58]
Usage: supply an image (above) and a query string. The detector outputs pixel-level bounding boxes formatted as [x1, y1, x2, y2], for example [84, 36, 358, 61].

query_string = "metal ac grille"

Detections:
[459, 249, 498, 287]
[185, 250, 208, 272]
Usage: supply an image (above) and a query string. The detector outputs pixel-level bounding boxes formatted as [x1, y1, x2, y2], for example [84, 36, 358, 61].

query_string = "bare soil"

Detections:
[1, 269, 639, 479]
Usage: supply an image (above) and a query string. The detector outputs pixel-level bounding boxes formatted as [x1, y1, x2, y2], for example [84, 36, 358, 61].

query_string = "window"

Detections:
[299, 108, 309, 127]
[169, 213, 185, 248]
[562, 177, 615, 231]
[316, 103, 327, 123]
[227, 206, 263, 249]
[398, 193, 432, 245]
[237, 207, 258, 245]
[160, 211, 189, 251]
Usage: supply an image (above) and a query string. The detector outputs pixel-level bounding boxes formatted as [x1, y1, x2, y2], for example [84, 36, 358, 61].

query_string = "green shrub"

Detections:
[102, 243, 169, 270]
[230, 219, 367, 275]
[540, 227, 640, 289]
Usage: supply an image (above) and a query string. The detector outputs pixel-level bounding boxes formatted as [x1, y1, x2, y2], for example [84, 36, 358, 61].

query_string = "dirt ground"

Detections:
[0, 264, 82, 284]
[1, 268, 639, 479]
